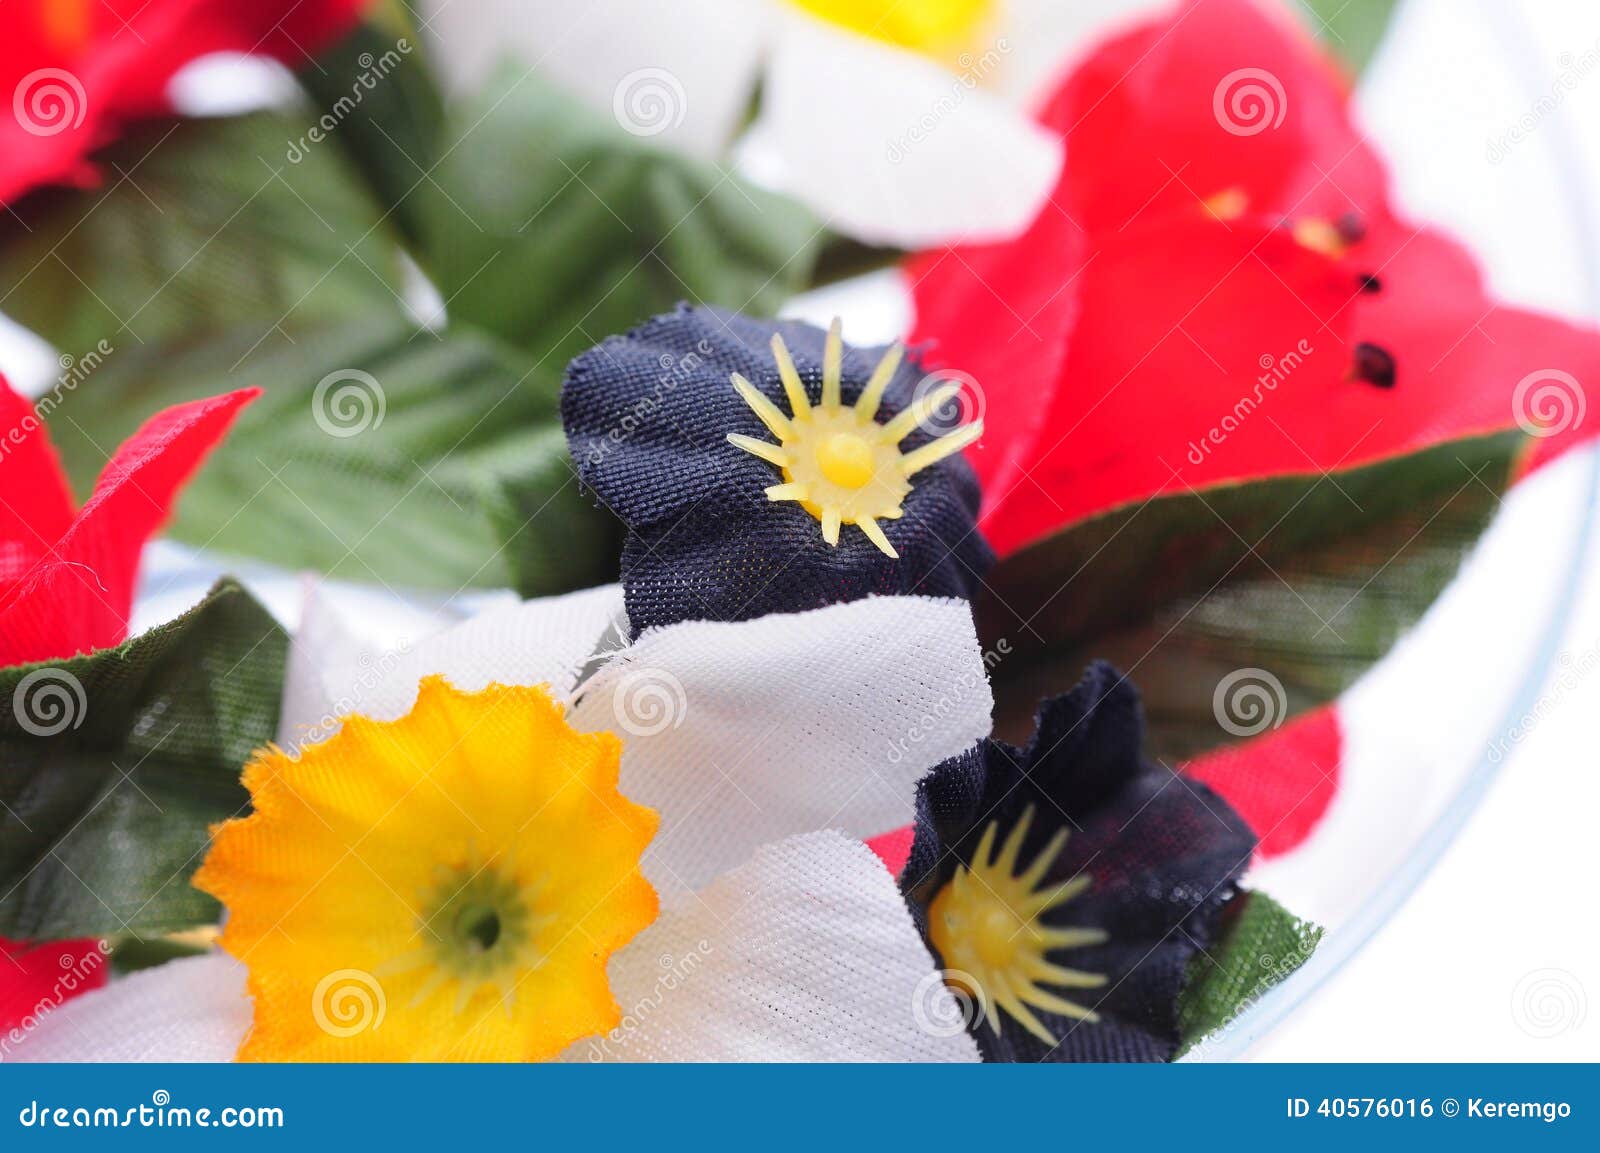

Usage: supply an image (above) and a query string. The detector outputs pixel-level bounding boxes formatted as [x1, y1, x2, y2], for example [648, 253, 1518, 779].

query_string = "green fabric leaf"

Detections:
[0, 113, 407, 356]
[294, 17, 446, 249]
[43, 317, 620, 597]
[1175, 889, 1324, 1058]
[1301, 0, 1399, 72]
[0, 580, 286, 940]
[982, 432, 1520, 760]
[412, 67, 823, 368]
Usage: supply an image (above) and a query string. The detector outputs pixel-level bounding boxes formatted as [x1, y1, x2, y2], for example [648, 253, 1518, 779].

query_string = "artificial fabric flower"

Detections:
[196, 677, 660, 1061]
[908, 0, 1600, 557]
[1, 0, 369, 205]
[0, 374, 256, 1032]
[563, 306, 992, 634]
[421, 0, 1071, 247]
[904, 0, 1600, 862]
[901, 662, 1256, 1062]
[13, 579, 995, 1061]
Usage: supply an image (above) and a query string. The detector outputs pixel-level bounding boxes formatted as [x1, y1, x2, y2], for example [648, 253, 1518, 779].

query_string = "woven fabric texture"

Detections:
[282, 581, 993, 898]
[902, 662, 1256, 1062]
[566, 831, 978, 1063]
[14, 834, 972, 1063]
[562, 305, 992, 634]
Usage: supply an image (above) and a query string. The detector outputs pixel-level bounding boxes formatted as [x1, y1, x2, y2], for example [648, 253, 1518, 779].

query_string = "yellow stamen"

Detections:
[726, 319, 981, 559]
[928, 805, 1108, 1046]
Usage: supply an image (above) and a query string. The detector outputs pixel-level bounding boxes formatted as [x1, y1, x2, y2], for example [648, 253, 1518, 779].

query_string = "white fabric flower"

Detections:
[13, 586, 991, 1062]
[420, 0, 1087, 247]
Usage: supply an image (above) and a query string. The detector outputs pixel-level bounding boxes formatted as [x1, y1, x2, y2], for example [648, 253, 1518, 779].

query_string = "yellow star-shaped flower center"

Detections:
[727, 318, 983, 558]
[929, 805, 1109, 1046]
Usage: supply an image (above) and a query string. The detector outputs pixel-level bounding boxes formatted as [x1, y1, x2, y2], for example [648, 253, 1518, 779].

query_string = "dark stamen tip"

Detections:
[1358, 273, 1382, 294]
[1352, 342, 1396, 389]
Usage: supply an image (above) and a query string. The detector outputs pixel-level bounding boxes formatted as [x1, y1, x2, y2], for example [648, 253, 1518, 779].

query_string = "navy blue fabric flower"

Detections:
[562, 305, 992, 633]
[902, 662, 1256, 1062]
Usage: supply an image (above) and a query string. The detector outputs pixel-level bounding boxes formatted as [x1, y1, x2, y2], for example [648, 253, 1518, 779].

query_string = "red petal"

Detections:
[905, 197, 1087, 512]
[1184, 704, 1341, 858]
[0, 388, 258, 665]
[0, 937, 108, 1036]
[0, 1, 370, 205]
[0, 375, 77, 586]
[1037, 0, 1386, 232]
[865, 825, 915, 878]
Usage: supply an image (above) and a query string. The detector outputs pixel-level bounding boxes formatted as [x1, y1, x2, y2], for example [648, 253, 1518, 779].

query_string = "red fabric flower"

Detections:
[1, 0, 369, 206]
[905, 0, 1600, 859]
[908, 0, 1600, 556]
[0, 374, 256, 1032]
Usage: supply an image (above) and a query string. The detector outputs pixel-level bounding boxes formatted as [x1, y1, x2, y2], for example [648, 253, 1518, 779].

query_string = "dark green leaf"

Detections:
[44, 317, 620, 597]
[413, 68, 822, 367]
[0, 113, 407, 356]
[0, 581, 286, 940]
[982, 432, 1519, 759]
[1176, 889, 1323, 1058]
[1301, 0, 1399, 72]
[294, 17, 446, 249]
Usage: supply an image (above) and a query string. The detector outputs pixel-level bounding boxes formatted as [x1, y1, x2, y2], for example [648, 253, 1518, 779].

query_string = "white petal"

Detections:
[420, 0, 768, 158]
[751, 10, 1062, 246]
[7, 954, 249, 1063]
[567, 830, 979, 1062]
[277, 583, 626, 750]
[570, 595, 991, 894]
[1358, 0, 1600, 325]
[995, 0, 1172, 106]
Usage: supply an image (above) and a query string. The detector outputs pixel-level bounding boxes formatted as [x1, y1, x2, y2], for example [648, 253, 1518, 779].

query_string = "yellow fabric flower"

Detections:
[194, 676, 659, 1062]
[789, 0, 995, 58]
